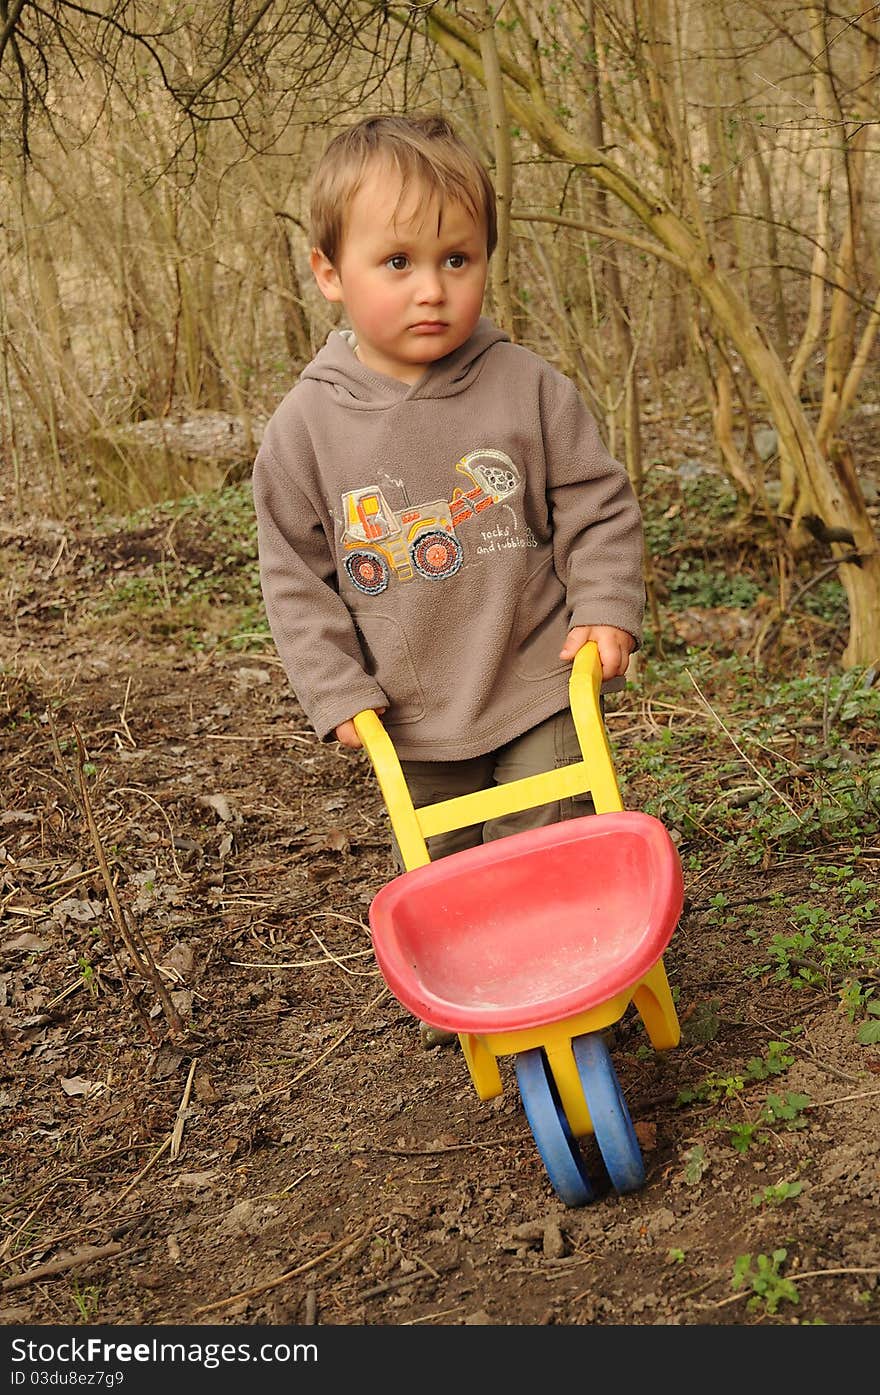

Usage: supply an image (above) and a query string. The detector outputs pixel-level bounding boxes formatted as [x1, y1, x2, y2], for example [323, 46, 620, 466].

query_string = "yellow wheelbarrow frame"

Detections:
[353, 643, 680, 1140]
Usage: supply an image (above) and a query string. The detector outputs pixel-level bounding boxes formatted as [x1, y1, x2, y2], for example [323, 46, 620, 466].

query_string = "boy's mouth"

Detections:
[410, 321, 448, 333]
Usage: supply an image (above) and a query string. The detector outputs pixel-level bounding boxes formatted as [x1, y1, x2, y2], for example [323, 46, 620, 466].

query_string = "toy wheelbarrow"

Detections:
[353, 643, 683, 1206]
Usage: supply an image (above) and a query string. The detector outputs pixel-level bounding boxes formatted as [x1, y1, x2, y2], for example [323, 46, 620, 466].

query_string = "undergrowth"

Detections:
[84, 477, 878, 885]
[625, 655, 879, 866]
[87, 482, 270, 651]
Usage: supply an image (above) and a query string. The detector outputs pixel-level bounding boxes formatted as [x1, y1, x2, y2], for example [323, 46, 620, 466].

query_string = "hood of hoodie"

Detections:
[297, 316, 510, 407]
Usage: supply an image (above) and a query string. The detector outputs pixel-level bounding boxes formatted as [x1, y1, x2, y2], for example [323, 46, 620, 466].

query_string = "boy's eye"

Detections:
[387, 254, 409, 271]
[446, 253, 467, 269]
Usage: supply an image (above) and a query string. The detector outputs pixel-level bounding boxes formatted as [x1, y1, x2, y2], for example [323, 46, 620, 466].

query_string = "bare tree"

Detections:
[366, 0, 879, 669]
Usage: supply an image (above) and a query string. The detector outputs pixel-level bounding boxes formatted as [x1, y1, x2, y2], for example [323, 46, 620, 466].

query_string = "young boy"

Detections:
[253, 115, 645, 1036]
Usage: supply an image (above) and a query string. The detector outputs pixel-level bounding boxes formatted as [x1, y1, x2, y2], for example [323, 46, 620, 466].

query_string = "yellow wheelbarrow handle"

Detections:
[353, 642, 624, 872]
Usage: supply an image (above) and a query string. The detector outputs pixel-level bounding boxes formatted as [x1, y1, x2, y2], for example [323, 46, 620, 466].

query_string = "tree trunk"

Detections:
[273, 215, 313, 367]
[474, 3, 516, 338]
[586, 1, 643, 494]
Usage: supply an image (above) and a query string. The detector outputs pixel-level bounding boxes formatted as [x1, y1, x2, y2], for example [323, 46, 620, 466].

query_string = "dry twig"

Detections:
[110, 1137, 172, 1212]
[255, 986, 390, 1102]
[170, 1059, 198, 1161]
[684, 668, 801, 818]
[190, 1222, 377, 1318]
[68, 721, 185, 1040]
[1, 1242, 143, 1293]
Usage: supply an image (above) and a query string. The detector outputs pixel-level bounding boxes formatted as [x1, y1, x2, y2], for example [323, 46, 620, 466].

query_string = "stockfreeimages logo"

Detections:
[10, 1338, 318, 1371]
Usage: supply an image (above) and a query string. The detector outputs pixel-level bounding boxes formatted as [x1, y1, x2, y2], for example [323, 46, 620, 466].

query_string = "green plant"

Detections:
[725, 1120, 762, 1154]
[71, 1281, 101, 1323]
[78, 955, 97, 998]
[745, 1041, 794, 1078]
[731, 1249, 799, 1314]
[628, 663, 880, 868]
[761, 1092, 811, 1128]
[839, 978, 874, 1023]
[752, 1180, 803, 1208]
[667, 557, 761, 611]
[753, 903, 876, 987]
[682, 1145, 708, 1184]
[621, 656, 880, 866]
[800, 578, 848, 624]
[678, 1042, 812, 1155]
[676, 1041, 793, 1108]
[856, 999, 880, 1046]
[718, 1089, 811, 1154]
[678, 1070, 746, 1106]
[89, 482, 270, 653]
[642, 471, 739, 557]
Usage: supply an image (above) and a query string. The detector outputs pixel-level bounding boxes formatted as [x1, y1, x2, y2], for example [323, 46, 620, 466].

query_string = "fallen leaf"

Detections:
[682, 999, 722, 1044]
[634, 1120, 657, 1149]
[2, 933, 49, 953]
[173, 1170, 220, 1190]
[307, 865, 337, 882]
[325, 827, 350, 853]
[59, 1076, 104, 1098]
[172, 835, 203, 854]
[170, 989, 193, 1017]
[150, 1046, 185, 1081]
[233, 667, 270, 687]
[199, 794, 242, 824]
[542, 1221, 566, 1259]
[159, 942, 196, 980]
[53, 897, 103, 923]
[193, 1069, 221, 1103]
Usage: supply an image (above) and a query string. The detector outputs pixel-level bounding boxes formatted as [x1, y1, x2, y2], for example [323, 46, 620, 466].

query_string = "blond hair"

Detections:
[309, 114, 497, 263]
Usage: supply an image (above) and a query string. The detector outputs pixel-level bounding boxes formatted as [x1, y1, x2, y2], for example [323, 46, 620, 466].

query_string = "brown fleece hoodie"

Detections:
[252, 318, 644, 761]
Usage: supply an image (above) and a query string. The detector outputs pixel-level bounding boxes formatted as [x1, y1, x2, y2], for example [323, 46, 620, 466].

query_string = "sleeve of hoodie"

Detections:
[252, 428, 389, 742]
[541, 369, 645, 647]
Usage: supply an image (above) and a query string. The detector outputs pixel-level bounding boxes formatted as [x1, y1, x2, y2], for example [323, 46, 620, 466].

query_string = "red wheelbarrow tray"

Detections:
[368, 809, 684, 1036]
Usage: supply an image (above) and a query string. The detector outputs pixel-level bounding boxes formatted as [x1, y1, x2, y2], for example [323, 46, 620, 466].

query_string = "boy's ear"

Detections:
[310, 247, 343, 303]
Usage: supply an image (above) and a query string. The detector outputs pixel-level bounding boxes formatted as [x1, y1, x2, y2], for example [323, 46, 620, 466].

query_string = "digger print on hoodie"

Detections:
[252, 318, 645, 762]
[339, 447, 521, 596]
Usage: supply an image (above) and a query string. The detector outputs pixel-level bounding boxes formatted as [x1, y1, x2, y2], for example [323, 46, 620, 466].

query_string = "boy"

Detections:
[253, 115, 645, 1036]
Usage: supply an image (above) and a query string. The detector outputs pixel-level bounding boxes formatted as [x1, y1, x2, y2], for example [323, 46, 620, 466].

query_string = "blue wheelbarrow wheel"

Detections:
[573, 1032, 646, 1194]
[514, 1048, 594, 1206]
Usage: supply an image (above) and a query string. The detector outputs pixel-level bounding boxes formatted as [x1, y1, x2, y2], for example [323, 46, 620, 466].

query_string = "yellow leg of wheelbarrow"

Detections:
[458, 957, 679, 1138]
[632, 959, 681, 1051]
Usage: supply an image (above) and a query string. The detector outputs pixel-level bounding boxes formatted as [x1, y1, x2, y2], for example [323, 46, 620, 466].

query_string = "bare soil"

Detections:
[2, 492, 879, 1334]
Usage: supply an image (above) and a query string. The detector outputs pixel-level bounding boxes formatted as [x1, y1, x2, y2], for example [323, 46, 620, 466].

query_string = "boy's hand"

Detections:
[334, 709, 386, 750]
[559, 625, 634, 679]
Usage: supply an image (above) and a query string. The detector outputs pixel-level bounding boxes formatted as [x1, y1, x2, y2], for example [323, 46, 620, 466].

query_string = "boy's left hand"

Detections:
[559, 625, 634, 679]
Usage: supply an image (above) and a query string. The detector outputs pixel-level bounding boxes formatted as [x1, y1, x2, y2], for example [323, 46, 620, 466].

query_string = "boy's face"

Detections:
[310, 161, 489, 385]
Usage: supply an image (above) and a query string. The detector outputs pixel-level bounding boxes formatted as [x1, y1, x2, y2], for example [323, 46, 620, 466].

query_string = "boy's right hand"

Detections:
[334, 709, 385, 750]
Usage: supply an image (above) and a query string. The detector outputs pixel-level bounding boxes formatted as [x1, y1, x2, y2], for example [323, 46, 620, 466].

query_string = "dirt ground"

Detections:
[2, 488, 879, 1334]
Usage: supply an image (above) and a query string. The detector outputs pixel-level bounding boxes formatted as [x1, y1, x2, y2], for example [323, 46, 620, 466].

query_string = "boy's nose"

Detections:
[414, 270, 444, 304]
